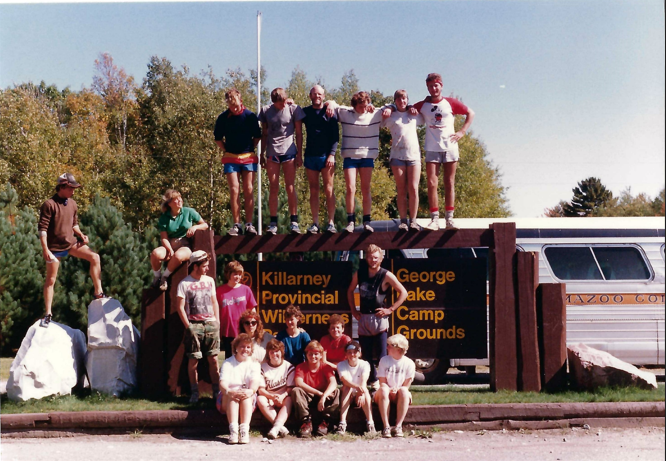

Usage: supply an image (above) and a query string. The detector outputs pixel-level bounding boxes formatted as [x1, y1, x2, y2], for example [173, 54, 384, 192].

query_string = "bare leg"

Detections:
[241, 170, 255, 222]
[339, 386, 353, 424]
[443, 161, 457, 209]
[394, 388, 411, 427]
[207, 355, 219, 386]
[321, 163, 336, 223]
[187, 358, 198, 388]
[266, 160, 281, 217]
[306, 168, 321, 224]
[166, 246, 191, 273]
[361, 388, 374, 423]
[274, 396, 292, 427]
[239, 396, 253, 425]
[226, 172, 241, 223]
[374, 386, 391, 429]
[344, 168, 357, 215]
[224, 395, 239, 425]
[359, 167, 373, 217]
[391, 164, 408, 219]
[282, 160, 298, 216]
[43, 259, 60, 316]
[426, 162, 440, 211]
[150, 247, 167, 271]
[407, 164, 421, 220]
[68, 244, 102, 295]
[257, 395, 278, 424]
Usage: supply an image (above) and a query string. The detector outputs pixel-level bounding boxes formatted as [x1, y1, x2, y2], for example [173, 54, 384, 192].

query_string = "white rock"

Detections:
[86, 298, 140, 396]
[6, 320, 87, 401]
[567, 343, 658, 390]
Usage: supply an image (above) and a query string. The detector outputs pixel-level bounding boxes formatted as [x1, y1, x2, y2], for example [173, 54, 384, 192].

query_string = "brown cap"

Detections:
[56, 173, 82, 189]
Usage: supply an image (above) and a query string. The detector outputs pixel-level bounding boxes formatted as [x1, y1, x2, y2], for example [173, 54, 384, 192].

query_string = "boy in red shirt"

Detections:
[291, 341, 340, 437]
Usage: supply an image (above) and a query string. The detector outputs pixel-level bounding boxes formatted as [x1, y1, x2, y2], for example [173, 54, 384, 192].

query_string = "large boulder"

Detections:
[567, 343, 658, 390]
[86, 298, 140, 396]
[6, 320, 87, 401]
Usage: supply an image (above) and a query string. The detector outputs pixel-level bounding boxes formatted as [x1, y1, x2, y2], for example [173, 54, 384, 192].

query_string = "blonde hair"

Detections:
[387, 333, 409, 351]
[366, 244, 383, 258]
[231, 333, 254, 355]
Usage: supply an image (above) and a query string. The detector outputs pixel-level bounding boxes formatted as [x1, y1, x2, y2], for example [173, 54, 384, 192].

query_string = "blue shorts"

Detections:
[268, 152, 296, 164]
[47, 249, 69, 263]
[343, 158, 375, 170]
[304, 156, 331, 172]
[224, 162, 258, 174]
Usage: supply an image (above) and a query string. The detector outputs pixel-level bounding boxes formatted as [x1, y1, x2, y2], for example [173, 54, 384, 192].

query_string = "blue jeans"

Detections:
[358, 331, 387, 383]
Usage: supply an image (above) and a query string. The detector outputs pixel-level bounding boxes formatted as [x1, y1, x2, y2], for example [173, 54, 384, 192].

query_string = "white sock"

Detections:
[239, 423, 249, 432]
[445, 210, 454, 220]
[229, 422, 238, 432]
[431, 211, 439, 220]
[162, 268, 172, 278]
[153, 270, 161, 278]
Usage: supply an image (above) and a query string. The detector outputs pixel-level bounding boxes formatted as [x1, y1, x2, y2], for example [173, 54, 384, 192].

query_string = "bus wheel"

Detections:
[415, 359, 450, 384]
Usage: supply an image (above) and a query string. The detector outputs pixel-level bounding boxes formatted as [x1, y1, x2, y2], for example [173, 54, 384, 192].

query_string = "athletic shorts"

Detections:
[224, 162, 258, 174]
[357, 313, 389, 337]
[343, 157, 375, 170]
[268, 152, 296, 164]
[304, 155, 331, 172]
[184, 319, 220, 360]
[425, 150, 459, 163]
[168, 237, 191, 251]
[390, 158, 421, 167]
[51, 249, 69, 259]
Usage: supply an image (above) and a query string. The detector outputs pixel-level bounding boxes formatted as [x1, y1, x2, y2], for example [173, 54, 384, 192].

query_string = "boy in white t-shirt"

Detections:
[374, 334, 415, 438]
[336, 341, 376, 435]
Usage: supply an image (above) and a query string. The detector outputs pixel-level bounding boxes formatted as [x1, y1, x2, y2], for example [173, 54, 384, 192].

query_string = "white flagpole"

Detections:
[256, 11, 263, 261]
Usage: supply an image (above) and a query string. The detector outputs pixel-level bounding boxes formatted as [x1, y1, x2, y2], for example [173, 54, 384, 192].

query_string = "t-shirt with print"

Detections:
[381, 110, 424, 161]
[320, 334, 352, 364]
[294, 362, 335, 392]
[377, 354, 416, 389]
[176, 274, 216, 321]
[260, 361, 295, 394]
[157, 207, 202, 239]
[216, 283, 257, 337]
[258, 104, 306, 157]
[337, 359, 371, 387]
[220, 355, 261, 390]
[413, 97, 468, 154]
[275, 330, 311, 365]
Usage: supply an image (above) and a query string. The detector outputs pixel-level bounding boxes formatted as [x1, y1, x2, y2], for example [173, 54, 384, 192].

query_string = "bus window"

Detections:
[544, 247, 603, 280]
[592, 247, 651, 280]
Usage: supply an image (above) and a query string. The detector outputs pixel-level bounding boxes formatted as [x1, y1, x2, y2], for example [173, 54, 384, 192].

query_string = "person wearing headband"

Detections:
[38, 173, 106, 328]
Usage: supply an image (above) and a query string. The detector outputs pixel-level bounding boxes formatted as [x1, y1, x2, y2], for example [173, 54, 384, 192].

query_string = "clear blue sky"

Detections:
[1, 0, 664, 217]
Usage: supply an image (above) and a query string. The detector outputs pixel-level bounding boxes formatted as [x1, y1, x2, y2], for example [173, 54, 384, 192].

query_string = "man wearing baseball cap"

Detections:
[38, 173, 106, 328]
[175, 250, 221, 403]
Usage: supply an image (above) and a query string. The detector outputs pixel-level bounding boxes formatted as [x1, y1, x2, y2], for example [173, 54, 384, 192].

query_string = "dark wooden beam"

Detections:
[214, 228, 494, 255]
[516, 251, 541, 392]
[537, 283, 568, 392]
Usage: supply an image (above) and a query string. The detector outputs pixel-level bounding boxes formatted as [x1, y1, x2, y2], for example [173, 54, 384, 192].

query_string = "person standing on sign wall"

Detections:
[346, 244, 408, 387]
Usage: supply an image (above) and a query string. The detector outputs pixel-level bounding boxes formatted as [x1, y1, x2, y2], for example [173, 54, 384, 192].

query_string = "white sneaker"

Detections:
[278, 426, 289, 437]
[366, 421, 377, 435]
[239, 424, 250, 444]
[398, 222, 409, 232]
[363, 221, 374, 233]
[344, 221, 355, 233]
[336, 421, 347, 435]
[393, 425, 404, 437]
[228, 423, 239, 444]
[267, 426, 280, 440]
[425, 218, 440, 231]
[445, 217, 458, 229]
[382, 427, 392, 438]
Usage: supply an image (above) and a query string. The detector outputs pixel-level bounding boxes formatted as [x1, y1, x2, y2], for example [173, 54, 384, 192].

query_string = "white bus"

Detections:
[343, 217, 665, 382]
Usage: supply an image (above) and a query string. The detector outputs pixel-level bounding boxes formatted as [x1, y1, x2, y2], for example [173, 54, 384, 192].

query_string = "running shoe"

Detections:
[363, 221, 374, 233]
[425, 218, 440, 231]
[445, 218, 458, 230]
[409, 221, 422, 231]
[39, 314, 52, 328]
[266, 223, 278, 235]
[325, 223, 337, 234]
[344, 222, 355, 233]
[398, 222, 409, 232]
[245, 223, 258, 235]
[290, 221, 301, 234]
[307, 223, 320, 234]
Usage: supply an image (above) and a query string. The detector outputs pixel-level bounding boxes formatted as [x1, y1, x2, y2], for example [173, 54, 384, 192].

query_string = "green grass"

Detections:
[1, 357, 13, 381]
[1, 384, 662, 415]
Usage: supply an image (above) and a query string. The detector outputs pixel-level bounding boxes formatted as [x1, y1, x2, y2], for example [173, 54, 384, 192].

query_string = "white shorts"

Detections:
[358, 313, 389, 337]
[425, 150, 459, 163]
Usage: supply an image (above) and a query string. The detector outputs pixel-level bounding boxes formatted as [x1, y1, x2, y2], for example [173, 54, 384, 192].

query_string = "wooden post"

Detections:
[489, 222, 518, 391]
[140, 288, 166, 398]
[537, 283, 567, 392]
[516, 252, 541, 392]
[165, 262, 190, 396]
[193, 229, 216, 280]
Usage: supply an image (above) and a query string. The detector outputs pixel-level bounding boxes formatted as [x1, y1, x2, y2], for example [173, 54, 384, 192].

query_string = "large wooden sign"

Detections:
[238, 259, 487, 358]
[389, 258, 487, 358]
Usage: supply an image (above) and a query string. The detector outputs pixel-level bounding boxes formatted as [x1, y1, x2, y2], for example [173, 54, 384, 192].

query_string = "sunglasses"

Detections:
[243, 320, 258, 326]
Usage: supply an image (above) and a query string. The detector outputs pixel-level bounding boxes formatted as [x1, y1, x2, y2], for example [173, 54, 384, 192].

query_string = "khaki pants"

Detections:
[290, 387, 340, 423]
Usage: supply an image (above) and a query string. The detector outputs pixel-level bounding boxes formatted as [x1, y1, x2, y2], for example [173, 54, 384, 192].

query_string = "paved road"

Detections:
[2, 427, 664, 461]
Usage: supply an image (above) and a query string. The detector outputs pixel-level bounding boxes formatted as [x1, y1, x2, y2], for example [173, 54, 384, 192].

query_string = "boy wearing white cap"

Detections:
[336, 340, 376, 435]
[38, 173, 105, 327]
[175, 250, 221, 403]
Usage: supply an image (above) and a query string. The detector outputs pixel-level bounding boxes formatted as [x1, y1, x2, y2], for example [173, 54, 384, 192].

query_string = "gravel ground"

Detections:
[2, 427, 664, 461]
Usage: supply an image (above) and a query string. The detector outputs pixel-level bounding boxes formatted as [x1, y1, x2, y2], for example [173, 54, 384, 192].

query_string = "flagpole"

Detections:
[256, 11, 263, 261]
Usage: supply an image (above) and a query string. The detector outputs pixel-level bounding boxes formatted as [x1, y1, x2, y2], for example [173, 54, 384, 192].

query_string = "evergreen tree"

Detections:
[563, 177, 613, 217]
